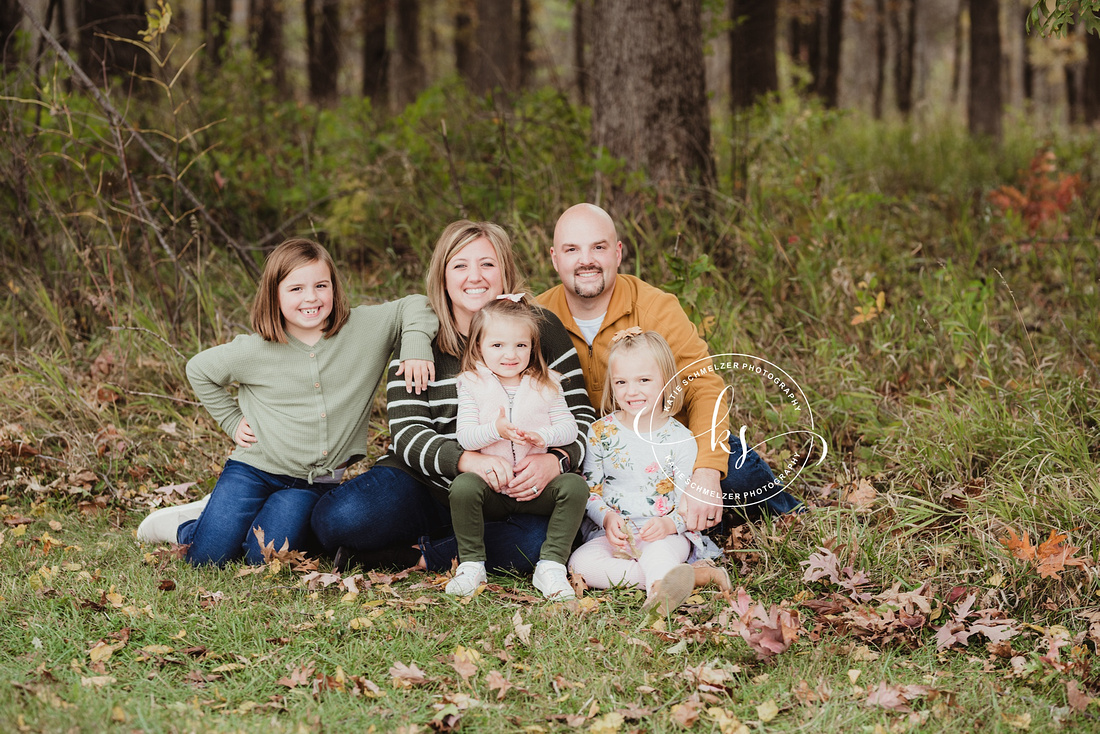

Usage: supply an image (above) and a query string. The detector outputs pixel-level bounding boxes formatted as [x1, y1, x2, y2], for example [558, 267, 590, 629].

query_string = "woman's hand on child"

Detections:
[233, 418, 257, 448]
[458, 451, 514, 492]
[396, 359, 435, 394]
[637, 516, 676, 542]
[603, 513, 629, 549]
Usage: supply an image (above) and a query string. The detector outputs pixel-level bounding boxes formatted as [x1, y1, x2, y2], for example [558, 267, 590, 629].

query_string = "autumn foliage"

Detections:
[999, 527, 1090, 580]
[988, 150, 1083, 237]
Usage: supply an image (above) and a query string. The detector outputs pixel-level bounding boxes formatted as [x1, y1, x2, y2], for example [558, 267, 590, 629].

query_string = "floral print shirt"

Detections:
[582, 412, 697, 531]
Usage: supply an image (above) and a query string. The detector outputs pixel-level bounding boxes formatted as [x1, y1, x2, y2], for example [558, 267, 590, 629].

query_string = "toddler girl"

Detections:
[136, 238, 437, 566]
[446, 294, 588, 599]
[569, 328, 718, 616]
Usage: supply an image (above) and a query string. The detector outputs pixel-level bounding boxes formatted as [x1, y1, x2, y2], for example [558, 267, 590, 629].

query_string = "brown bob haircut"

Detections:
[425, 220, 521, 357]
[460, 294, 553, 389]
[601, 330, 683, 417]
[250, 238, 350, 343]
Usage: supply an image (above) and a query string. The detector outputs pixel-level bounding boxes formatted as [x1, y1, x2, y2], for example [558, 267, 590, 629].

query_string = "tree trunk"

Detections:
[590, 0, 715, 190]
[78, 0, 150, 83]
[305, 0, 341, 104]
[873, 0, 885, 119]
[202, 0, 233, 66]
[1065, 65, 1080, 124]
[968, 0, 1001, 140]
[455, 0, 474, 83]
[395, 0, 424, 106]
[822, 0, 842, 108]
[362, 0, 389, 104]
[1085, 28, 1100, 124]
[573, 0, 587, 103]
[951, 0, 964, 103]
[1021, 5, 1034, 101]
[472, 0, 517, 93]
[729, 0, 778, 111]
[1, 0, 21, 68]
[250, 0, 286, 93]
[518, 0, 532, 88]
[789, 5, 822, 96]
[892, 0, 915, 115]
[1064, 24, 1082, 123]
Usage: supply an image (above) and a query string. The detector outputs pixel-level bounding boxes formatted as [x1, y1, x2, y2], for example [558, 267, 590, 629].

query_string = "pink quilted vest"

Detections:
[457, 363, 562, 465]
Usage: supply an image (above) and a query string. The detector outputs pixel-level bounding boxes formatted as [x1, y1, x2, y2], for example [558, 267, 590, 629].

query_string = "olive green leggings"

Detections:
[444, 471, 588, 565]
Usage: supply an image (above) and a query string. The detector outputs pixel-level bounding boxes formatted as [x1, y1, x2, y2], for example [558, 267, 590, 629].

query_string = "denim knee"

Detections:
[310, 464, 448, 553]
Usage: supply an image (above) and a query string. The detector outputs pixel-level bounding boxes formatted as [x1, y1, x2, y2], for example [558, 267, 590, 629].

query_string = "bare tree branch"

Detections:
[15, 0, 261, 280]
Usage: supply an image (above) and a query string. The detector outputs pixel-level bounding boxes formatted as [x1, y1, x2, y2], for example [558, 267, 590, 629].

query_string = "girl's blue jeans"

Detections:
[177, 459, 325, 567]
[310, 464, 550, 573]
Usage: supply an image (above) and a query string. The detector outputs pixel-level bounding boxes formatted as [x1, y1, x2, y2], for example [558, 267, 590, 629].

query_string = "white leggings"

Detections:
[568, 533, 690, 595]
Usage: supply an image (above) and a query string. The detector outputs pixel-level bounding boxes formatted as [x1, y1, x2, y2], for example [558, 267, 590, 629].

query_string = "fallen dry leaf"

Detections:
[485, 670, 512, 700]
[511, 610, 532, 646]
[569, 569, 588, 598]
[999, 528, 1035, 562]
[389, 661, 429, 688]
[756, 699, 779, 722]
[1066, 680, 1093, 713]
[706, 707, 749, 734]
[1035, 530, 1088, 579]
[429, 704, 463, 732]
[88, 640, 125, 664]
[724, 588, 802, 659]
[589, 712, 625, 734]
[670, 695, 702, 727]
[449, 645, 480, 683]
[80, 675, 116, 687]
[840, 478, 877, 509]
[547, 713, 588, 727]
[277, 662, 316, 689]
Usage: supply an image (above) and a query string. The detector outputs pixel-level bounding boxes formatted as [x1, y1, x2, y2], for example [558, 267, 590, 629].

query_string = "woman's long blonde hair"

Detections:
[425, 220, 521, 357]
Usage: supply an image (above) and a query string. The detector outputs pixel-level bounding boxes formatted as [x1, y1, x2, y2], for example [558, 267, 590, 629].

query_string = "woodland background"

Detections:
[1, 1, 1099, 732]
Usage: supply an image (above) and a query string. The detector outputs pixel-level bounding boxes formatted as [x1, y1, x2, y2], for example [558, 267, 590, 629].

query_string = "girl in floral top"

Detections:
[569, 329, 708, 615]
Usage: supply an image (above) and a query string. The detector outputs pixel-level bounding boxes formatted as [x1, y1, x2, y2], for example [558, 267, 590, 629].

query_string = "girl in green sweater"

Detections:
[136, 239, 437, 566]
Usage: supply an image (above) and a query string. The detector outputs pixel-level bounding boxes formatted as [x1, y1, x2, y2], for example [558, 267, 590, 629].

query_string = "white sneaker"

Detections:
[136, 494, 210, 543]
[445, 561, 487, 596]
[532, 560, 575, 600]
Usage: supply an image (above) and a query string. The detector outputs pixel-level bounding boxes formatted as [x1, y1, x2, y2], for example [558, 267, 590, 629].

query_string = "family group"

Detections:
[136, 204, 801, 615]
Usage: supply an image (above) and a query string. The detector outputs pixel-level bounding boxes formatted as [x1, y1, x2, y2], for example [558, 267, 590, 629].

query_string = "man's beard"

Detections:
[572, 268, 605, 298]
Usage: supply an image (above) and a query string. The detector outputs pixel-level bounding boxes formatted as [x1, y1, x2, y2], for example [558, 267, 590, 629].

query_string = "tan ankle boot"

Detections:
[692, 558, 732, 593]
[641, 563, 695, 618]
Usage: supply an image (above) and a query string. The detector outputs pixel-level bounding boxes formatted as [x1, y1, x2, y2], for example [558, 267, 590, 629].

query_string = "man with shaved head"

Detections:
[537, 204, 800, 533]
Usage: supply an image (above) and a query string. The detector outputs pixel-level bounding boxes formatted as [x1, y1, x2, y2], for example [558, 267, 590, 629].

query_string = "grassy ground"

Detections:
[2, 76, 1100, 730]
